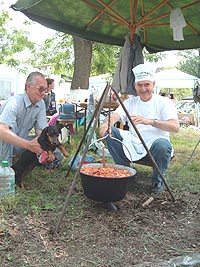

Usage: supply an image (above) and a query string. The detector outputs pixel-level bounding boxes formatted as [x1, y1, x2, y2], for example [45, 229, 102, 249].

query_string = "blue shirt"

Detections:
[0, 92, 48, 164]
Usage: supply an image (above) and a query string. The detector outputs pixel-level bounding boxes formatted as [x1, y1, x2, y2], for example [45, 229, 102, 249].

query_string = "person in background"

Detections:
[44, 78, 57, 116]
[169, 93, 175, 102]
[100, 63, 180, 193]
[159, 92, 166, 97]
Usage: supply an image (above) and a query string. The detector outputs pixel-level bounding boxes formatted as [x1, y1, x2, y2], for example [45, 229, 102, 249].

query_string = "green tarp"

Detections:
[11, 0, 200, 53]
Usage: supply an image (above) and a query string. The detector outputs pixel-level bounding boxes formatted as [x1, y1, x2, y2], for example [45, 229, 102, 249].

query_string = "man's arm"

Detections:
[99, 112, 121, 137]
[130, 116, 180, 133]
[149, 118, 180, 132]
[0, 123, 42, 154]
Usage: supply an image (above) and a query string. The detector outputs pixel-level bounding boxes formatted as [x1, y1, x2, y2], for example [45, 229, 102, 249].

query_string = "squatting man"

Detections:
[100, 63, 180, 193]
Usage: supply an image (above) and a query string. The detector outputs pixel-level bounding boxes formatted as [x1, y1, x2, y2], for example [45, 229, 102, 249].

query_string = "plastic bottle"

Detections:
[0, 160, 15, 197]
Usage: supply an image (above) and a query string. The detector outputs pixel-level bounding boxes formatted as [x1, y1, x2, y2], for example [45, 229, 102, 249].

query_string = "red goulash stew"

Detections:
[81, 166, 132, 178]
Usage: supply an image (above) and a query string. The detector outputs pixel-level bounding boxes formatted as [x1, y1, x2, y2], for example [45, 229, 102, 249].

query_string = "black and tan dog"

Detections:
[12, 125, 69, 189]
[38, 125, 69, 162]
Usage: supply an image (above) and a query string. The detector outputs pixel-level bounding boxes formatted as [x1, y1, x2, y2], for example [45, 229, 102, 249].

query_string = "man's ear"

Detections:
[25, 82, 31, 91]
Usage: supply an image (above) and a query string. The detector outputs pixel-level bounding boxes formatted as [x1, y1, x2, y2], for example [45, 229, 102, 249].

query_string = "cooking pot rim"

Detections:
[80, 163, 136, 178]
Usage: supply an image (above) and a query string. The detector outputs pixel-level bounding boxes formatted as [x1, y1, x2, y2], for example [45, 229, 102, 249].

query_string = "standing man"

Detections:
[100, 63, 180, 193]
[44, 78, 57, 116]
[0, 71, 62, 187]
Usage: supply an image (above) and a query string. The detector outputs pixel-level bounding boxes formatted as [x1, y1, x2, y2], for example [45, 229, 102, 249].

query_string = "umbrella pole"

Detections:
[129, 0, 137, 45]
[111, 87, 175, 202]
[54, 84, 111, 234]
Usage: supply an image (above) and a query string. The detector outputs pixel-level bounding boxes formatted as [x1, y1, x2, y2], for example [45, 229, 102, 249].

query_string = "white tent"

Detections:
[155, 68, 200, 127]
[155, 68, 198, 89]
[0, 64, 27, 99]
[89, 74, 109, 90]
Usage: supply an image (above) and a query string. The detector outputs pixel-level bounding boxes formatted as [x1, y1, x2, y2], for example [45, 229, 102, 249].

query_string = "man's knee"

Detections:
[111, 127, 122, 140]
[152, 138, 172, 154]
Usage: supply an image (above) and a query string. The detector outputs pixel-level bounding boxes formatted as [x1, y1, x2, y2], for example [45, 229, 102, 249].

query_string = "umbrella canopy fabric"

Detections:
[11, 0, 200, 53]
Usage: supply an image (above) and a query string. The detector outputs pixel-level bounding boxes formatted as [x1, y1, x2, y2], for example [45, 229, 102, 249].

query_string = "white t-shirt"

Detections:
[115, 94, 178, 161]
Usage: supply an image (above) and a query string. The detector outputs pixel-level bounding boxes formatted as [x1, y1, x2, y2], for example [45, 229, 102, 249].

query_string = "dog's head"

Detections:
[39, 125, 61, 148]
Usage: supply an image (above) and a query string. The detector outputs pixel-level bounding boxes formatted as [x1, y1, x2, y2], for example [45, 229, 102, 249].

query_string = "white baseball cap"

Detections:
[132, 63, 156, 83]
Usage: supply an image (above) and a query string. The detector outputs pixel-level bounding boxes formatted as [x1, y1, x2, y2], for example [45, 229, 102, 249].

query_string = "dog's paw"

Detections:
[59, 146, 69, 157]
[47, 152, 56, 162]
[15, 181, 26, 190]
[63, 151, 69, 157]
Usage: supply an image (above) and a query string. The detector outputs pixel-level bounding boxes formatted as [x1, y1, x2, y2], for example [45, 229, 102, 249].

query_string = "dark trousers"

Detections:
[105, 127, 172, 185]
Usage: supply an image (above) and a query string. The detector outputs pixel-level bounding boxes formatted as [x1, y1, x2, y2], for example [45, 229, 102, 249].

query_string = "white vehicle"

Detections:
[175, 98, 199, 126]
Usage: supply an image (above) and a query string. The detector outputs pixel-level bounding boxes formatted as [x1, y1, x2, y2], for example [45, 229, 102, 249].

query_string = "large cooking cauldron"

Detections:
[80, 163, 136, 203]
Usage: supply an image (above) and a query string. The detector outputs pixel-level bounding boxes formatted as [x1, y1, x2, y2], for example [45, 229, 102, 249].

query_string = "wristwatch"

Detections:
[153, 119, 159, 127]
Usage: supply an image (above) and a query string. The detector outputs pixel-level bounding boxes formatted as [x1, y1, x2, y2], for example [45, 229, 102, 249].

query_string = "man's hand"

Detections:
[0, 123, 43, 154]
[100, 122, 110, 137]
[28, 137, 43, 155]
[130, 115, 152, 125]
[99, 112, 121, 137]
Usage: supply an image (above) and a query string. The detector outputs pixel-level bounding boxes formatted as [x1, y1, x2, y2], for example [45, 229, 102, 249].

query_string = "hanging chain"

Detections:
[107, 86, 112, 133]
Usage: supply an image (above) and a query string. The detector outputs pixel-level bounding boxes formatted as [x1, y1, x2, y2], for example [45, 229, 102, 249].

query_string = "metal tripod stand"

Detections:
[54, 84, 175, 234]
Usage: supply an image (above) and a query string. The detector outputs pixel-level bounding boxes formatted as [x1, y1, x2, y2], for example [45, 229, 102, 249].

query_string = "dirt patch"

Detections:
[0, 173, 200, 267]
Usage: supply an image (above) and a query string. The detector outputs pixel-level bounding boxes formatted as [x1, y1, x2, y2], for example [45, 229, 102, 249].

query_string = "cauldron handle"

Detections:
[89, 133, 133, 162]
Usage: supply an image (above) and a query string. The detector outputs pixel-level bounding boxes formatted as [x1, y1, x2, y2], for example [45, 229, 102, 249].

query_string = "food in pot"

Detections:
[81, 166, 132, 178]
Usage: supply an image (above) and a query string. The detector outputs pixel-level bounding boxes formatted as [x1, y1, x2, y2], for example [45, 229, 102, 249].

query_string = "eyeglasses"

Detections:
[35, 85, 48, 93]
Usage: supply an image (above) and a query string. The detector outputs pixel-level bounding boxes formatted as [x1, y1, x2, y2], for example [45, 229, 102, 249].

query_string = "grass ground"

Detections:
[0, 127, 200, 267]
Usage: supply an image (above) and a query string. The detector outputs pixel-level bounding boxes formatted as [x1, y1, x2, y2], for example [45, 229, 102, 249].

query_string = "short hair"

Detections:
[26, 71, 45, 84]
[46, 78, 54, 87]
[25, 71, 45, 90]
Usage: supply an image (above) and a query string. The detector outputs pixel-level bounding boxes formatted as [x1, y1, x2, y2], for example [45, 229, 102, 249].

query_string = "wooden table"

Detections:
[99, 101, 119, 117]
[95, 100, 119, 126]
[72, 100, 119, 129]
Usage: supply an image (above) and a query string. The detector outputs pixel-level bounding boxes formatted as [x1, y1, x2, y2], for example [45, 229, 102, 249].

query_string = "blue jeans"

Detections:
[105, 127, 172, 185]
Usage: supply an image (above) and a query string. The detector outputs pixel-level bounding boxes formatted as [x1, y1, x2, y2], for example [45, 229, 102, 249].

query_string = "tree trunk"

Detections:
[71, 36, 92, 89]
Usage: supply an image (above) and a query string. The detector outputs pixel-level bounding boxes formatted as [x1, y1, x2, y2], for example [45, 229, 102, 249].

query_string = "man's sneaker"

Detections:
[152, 181, 165, 193]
